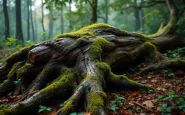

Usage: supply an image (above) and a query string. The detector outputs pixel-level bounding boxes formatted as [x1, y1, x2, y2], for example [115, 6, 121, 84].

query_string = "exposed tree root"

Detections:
[0, 0, 185, 114]
[136, 59, 185, 75]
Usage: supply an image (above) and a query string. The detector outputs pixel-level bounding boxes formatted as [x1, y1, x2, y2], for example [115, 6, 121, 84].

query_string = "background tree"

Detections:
[15, 0, 23, 41]
[3, 0, 10, 40]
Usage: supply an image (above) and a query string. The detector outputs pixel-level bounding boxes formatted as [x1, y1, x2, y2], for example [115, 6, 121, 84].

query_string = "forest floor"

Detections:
[0, 49, 185, 115]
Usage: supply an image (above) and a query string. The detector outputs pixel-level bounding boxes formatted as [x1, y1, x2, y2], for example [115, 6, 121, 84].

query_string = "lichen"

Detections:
[55, 23, 111, 39]
[89, 37, 110, 60]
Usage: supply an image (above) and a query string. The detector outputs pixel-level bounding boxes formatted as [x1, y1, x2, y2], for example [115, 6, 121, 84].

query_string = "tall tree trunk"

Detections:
[41, 0, 46, 39]
[134, 0, 140, 31]
[61, 5, 64, 34]
[48, 7, 54, 39]
[3, 0, 10, 40]
[69, 1, 72, 29]
[30, 0, 35, 41]
[15, 0, 23, 41]
[104, 0, 108, 23]
[27, 0, 30, 41]
[34, 0, 37, 41]
[140, 0, 145, 32]
[91, 0, 97, 23]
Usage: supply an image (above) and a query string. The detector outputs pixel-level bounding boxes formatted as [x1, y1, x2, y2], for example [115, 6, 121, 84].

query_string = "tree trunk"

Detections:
[61, 5, 64, 34]
[30, 0, 35, 41]
[34, 0, 37, 41]
[0, 0, 184, 115]
[3, 0, 10, 40]
[48, 6, 54, 39]
[15, 0, 23, 41]
[68, 1, 72, 29]
[27, 0, 30, 41]
[91, 0, 98, 23]
[104, 0, 108, 24]
[41, 0, 46, 39]
[134, 0, 140, 31]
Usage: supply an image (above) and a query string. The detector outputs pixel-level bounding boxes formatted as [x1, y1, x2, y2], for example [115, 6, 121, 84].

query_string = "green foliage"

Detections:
[38, 105, 52, 113]
[13, 79, 21, 84]
[3, 79, 8, 83]
[60, 100, 68, 107]
[154, 91, 185, 113]
[0, 104, 7, 110]
[69, 112, 84, 115]
[106, 93, 125, 111]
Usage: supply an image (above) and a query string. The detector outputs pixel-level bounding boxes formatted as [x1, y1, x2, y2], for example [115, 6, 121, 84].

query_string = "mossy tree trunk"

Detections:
[0, 0, 185, 115]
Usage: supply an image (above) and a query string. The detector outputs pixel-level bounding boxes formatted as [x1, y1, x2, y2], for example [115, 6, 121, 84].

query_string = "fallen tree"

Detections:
[0, 0, 185, 114]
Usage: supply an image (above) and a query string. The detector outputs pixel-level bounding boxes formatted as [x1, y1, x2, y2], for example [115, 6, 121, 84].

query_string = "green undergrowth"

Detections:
[163, 46, 185, 60]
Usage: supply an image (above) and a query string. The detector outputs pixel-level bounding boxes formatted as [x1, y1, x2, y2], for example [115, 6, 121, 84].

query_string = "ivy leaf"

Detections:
[46, 107, 52, 111]
[38, 108, 44, 113]
[70, 112, 77, 115]
[110, 105, 119, 111]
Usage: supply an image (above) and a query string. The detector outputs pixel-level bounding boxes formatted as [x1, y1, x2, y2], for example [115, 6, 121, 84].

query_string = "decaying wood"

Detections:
[0, 0, 185, 115]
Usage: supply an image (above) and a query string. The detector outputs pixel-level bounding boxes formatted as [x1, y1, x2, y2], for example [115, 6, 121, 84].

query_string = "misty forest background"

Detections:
[0, 0, 185, 53]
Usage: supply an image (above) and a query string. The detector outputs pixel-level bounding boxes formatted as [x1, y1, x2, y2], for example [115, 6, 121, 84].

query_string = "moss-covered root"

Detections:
[0, 69, 77, 115]
[136, 59, 185, 76]
[107, 73, 152, 91]
[84, 76, 107, 115]
[26, 61, 61, 96]
[6, 47, 29, 65]
[0, 63, 23, 97]
[57, 85, 85, 115]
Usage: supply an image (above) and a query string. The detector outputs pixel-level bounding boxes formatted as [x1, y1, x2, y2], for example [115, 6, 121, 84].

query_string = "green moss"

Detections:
[62, 101, 73, 112]
[41, 68, 76, 93]
[88, 92, 106, 114]
[6, 47, 28, 63]
[55, 23, 111, 39]
[144, 42, 157, 51]
[89, 37, 110, 60]
[7, 63, 21, 79]
[0, 109, 11, 115]
[96, 62, 110, 72]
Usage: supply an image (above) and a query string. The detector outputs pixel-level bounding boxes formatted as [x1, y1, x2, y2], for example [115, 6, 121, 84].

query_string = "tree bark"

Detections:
[0, 0, 184, 115]
[27, 0, 30, 41]
[15, 0, 23, 41]
[61, 5, 64, 34]
[104, 0, 108, 24]
[3, 0, 10, 40]
[30, 0, 35, 41]
[41, 0, 46, 39]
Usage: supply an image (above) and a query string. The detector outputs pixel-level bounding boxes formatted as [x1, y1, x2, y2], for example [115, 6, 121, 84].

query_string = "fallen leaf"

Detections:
[143, 100, 154, 109]
[175, 86, 181, 92]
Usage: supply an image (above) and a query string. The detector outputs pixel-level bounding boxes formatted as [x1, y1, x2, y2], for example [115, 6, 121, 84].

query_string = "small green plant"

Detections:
[69, 112, 84, 115]
[60, 100, 68, 107]
[3, 79, 8, 83]
[106, 93, 125, 111]
[0, 104, 7, 110]
[38, 105, 52, 113]
[25, 62, 31, 66]
[148, 72, 153, 76]
[147, 89, 154, 94]
[154, 91, 185, 113]
[167, 73, 175, 78]
[162, 69, 168, 74]
[13, 79, 21, 84]
[5, 38, 17, 46]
